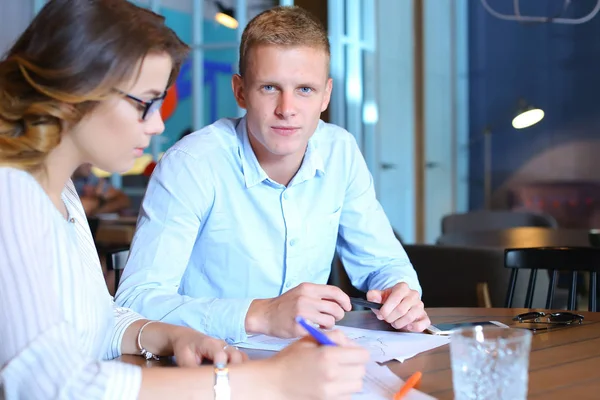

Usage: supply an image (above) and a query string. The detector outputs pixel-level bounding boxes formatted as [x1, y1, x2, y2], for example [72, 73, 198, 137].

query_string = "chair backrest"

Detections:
[105, 246, 130, 290]
[330, 244, 512, 307]
[87, 217, 100, 240]
[404, 244, 509, 307]
[504, 247, 600, 311]
[441, 210, 558, 234]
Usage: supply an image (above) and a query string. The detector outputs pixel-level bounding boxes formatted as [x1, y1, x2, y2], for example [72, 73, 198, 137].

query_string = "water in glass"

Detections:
[450, 326, 532, 400]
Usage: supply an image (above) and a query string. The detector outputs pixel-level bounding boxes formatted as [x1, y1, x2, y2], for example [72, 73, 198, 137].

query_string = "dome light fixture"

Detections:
[215, 1, 238, 29]
[512, 103, 544, 129]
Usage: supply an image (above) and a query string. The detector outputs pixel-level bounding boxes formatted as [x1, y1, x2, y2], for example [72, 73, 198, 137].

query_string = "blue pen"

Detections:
[295, 316, 337, 346]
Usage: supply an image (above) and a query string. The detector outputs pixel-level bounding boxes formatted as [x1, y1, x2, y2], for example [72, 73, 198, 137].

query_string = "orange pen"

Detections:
[393, 371, 422, 400]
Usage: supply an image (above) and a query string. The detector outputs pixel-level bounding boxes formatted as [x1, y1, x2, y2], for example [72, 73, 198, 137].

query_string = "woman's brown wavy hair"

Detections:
[0, 0, 189, 171]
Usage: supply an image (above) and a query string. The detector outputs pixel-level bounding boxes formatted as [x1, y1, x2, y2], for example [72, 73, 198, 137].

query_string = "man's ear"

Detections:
[321, 77, 333, 112]
[231, 74, 247, 109]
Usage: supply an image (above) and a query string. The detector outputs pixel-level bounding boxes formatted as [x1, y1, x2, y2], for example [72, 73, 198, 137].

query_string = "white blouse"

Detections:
[0, 167, 143, 399]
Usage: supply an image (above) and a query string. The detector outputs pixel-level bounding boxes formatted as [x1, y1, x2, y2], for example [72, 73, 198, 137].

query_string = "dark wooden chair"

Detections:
[105, 246, 130, 291]
[330, 244, 510, 308]
[404, 244, 509, 307]
[504, 247, 600, 311]
[87, 217, 100, 240]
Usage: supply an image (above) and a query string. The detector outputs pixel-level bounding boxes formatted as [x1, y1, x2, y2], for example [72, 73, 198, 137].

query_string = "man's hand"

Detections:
[366, 282, 430, 332]
[245, 283, 352, 338]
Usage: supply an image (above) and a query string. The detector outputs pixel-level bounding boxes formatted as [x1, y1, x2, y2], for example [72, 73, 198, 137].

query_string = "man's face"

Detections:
[232, 45, 332, 163]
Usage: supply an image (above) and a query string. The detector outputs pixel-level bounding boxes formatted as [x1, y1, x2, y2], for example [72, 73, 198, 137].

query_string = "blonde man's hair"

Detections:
[239, 6, 330, 76]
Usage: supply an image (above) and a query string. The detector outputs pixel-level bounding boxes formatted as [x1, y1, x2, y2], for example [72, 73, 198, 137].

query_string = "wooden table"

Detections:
[436, 227, 592, 249]
[95, 217, 137, 246]
[357, 308, 600, 399]
[121, 308, 600, 399]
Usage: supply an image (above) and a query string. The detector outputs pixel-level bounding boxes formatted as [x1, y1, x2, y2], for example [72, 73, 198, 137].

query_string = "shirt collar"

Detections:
[238, 117, 269, 188]
[290, 138, 325, 186]
[237, 118, 326, 188]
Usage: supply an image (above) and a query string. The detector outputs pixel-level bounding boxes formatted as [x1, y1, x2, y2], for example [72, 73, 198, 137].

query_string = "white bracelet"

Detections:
[137, 320, 160, 360]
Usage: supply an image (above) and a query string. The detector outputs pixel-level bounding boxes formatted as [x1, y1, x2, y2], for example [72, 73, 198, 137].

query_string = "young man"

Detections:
[116, 6, 430, 343]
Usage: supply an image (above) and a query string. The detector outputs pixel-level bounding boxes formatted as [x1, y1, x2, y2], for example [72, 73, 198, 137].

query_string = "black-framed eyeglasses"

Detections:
[114, 89, 167, 121]
[513, 311, 584, 331]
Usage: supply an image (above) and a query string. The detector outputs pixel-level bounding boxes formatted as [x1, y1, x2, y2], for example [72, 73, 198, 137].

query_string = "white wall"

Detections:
[374, 0, 416, 243]
[423, 0, 469, 243]
[374, 0, 469, 244]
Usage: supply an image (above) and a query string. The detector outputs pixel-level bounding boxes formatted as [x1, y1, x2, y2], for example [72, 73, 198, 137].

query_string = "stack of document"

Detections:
[358, 363, 436, 400]
[236, 325, 447, 399]
[236, 324, 449, 363]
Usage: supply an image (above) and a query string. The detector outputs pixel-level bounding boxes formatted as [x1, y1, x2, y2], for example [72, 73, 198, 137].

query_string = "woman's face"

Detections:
[69, 53, 173, 173]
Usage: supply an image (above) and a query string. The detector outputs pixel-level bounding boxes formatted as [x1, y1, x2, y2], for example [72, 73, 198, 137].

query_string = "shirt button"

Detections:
[285, 282, 292, 288]
[283, 192, 289, 200]
[289, 238, 297, 246]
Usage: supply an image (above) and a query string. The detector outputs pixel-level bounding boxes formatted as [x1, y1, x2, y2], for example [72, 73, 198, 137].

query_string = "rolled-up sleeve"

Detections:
[103, 306, 145, 360]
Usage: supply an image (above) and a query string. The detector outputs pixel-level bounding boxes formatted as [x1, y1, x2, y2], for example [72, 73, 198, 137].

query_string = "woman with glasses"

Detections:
[0, 1, 368, 399]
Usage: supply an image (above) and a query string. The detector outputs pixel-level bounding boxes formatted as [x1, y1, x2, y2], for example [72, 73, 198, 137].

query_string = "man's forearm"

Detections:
[116, 285, 255, 343]
[367, 265, 422, 295]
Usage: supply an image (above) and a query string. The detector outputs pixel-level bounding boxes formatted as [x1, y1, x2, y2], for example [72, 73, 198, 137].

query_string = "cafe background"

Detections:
[2, 0, 600, 244]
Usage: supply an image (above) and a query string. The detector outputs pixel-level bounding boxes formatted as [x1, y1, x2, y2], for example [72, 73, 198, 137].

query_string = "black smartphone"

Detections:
[349, 297, 382, 310]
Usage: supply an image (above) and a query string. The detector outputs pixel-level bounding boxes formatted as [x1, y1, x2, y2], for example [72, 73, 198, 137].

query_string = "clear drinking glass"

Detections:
[450, 326, 532, 400]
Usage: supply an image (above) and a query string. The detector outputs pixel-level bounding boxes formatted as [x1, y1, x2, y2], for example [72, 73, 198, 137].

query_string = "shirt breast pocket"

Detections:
[307, 207, 342, 250]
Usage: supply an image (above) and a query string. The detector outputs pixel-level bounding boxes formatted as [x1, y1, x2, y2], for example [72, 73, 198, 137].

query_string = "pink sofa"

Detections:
[508, 182, 600, 229]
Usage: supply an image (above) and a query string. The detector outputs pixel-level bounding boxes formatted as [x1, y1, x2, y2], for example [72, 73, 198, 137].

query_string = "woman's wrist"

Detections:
[137, 321, 162, 360]
[138, 360, 281, 400]
[228, 360, 282, 400]
[135, 320, 178, 357]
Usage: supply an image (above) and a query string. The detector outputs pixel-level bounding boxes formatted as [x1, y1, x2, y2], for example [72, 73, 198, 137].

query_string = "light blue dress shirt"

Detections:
[115, 117, 421, 343]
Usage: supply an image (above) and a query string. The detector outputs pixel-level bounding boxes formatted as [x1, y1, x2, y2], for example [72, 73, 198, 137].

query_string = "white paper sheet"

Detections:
[236, 325, 449, 363]
[354, 363, 436, 400]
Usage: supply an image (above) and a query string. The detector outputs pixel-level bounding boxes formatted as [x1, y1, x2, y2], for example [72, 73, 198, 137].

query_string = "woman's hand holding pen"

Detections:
[264, 330, 369, 400]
